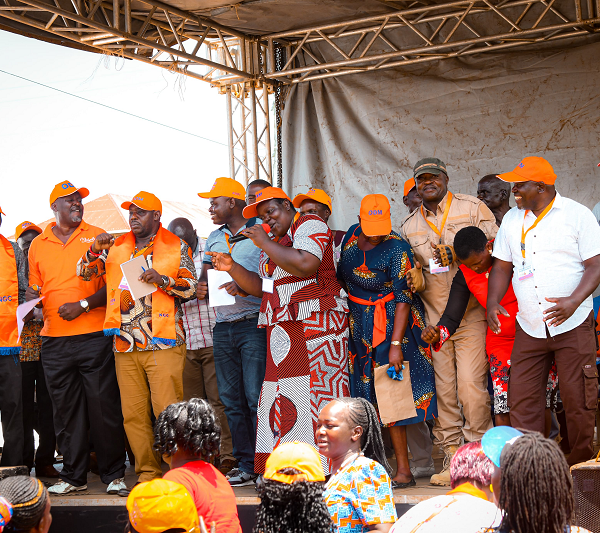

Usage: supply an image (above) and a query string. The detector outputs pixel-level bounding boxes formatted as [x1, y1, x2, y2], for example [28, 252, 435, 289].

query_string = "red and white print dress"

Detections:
[254, 214, 350, 474]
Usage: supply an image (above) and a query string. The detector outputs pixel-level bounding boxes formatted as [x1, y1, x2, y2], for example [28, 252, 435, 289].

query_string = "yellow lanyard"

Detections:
[421, 192, 452, 244]
[520, 198, 555, 259]
[133, 241, 154, 258]
[224, 234, 235, 254]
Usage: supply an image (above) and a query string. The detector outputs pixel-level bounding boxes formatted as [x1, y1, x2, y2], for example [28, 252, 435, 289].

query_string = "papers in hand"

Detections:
[17, 297, 44, 342]
[208, 270, 236, 307]
[120, 255, 158, 301]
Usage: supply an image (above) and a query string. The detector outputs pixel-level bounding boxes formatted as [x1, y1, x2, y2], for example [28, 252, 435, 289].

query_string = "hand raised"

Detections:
[92, 233, 115, 253]
[206, 251, 234, 272]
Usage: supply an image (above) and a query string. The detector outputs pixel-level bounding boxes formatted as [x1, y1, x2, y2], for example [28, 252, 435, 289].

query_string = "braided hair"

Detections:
[0, 476, 48, 532]
[497, 432, 574, 533]
[334, 397, 392, 475]
[153, 398, 221, 460]
[253, 468, 334, 533]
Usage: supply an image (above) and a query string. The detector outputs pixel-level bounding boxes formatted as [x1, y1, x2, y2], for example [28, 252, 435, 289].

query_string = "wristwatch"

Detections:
[390, 340, 401, 346]
[80, 299, 90, 313]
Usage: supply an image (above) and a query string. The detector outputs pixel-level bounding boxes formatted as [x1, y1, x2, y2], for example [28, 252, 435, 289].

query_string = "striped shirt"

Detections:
[182, 238, 216, 349]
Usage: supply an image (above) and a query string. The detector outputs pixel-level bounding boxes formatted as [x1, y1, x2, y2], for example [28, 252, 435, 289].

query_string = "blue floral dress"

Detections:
[338, 224, 437, 426]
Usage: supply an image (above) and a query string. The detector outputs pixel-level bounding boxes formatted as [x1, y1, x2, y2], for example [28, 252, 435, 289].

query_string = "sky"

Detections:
[0, 30, 229, 238]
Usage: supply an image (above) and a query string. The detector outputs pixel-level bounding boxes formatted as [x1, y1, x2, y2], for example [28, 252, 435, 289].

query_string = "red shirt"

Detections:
[163, 461, 241, 533]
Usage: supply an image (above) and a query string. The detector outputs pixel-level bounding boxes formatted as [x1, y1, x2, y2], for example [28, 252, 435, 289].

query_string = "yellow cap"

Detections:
[292, 188, 332, 212]
[126, 479, 199, 533]
[198, 177, 245, 200]
[264, 442, 325, 484]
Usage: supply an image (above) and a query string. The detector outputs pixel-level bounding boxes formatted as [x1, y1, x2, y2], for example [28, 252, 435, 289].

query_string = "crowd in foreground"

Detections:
[0, 154, 598, 530]
[0, 398, 592, 533]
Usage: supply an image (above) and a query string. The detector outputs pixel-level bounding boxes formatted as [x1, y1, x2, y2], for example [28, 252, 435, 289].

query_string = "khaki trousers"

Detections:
[432, 319, 493, 447]
[115, 344, 185, 482]
[183, 347, 234, 462]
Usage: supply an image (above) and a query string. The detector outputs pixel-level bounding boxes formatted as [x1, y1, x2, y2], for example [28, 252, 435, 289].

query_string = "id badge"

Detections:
[429, 257, 449, 274]
[118, 275, 130, 290]
[262, 277, 274, 293]
[518, 263, 534, 281]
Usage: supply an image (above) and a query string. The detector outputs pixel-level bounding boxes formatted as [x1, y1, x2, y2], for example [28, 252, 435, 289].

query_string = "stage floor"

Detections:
[43, 453, 449, 508]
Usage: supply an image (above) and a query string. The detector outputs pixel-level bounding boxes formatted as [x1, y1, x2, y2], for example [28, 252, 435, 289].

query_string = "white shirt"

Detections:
[493, 192, 600, 338]
[390, 493, 501, 533]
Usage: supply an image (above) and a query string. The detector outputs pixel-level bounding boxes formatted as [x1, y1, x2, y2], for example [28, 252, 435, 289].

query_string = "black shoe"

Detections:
[118, 482, 140, 498]
[392, 477, 416, 489]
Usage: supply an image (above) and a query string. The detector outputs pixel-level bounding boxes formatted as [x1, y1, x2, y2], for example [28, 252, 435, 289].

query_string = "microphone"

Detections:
[228, 223, 271, 244]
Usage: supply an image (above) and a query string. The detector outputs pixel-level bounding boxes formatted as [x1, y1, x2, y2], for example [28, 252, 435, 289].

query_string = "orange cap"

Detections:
[126, 479, 199, 533]
[0, 206, 5, 216]
[121, 191, 162, 214]
[264, 442, 326, 484]
[242, 187, 291, 219]
[403, 178, 416, 197]
[15, 221, 43, 241]
[292, 188, 332, 212]
[198, 177, 246, 200]
[360, 194, 392, 237]
[49, 180, 89, 206]
[498, 156, 557, 185]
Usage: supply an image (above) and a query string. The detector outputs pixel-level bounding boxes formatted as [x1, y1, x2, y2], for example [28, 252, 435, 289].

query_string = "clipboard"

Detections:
[374, 362, 417, 424]
[120, 255, 158, 301]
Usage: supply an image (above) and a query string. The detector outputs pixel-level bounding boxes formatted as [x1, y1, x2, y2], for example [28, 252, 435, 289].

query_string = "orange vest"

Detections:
[103, 225, 182, 345]
[0, 235, 21, 354]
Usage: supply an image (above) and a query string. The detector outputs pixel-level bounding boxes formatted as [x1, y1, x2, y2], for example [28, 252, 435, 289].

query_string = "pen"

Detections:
[140, 266, 158, 287]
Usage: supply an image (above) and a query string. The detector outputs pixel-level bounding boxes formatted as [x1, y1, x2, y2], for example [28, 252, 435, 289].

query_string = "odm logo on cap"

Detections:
[133, 196, 144, 202]
[62, 182, 75, 190]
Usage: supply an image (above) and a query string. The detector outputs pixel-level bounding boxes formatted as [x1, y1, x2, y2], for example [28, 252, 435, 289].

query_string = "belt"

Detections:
[347, 292, 395, 348]
[228, 312, 260, 324]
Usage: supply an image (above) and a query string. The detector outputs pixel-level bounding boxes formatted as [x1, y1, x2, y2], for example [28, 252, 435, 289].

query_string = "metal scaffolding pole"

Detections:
[263, 0, 600, 83]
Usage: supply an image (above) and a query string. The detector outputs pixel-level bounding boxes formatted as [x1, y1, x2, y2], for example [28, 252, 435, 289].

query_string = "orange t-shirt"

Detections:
[163, 461, 241, 533]
[28, 221, 106, 337]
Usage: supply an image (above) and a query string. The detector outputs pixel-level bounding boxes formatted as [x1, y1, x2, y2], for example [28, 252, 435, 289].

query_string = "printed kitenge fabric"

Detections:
[254, 215, 350, 474]
[19, 320, 43, 362]
[77, 236, 197, 352]
[324, 455, 397, 533]
[338, 224, 437, 426]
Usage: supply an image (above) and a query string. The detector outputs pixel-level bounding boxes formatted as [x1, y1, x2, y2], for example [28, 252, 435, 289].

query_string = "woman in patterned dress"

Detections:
[206, 187, 349, 474]
[338, 194, 437, 488]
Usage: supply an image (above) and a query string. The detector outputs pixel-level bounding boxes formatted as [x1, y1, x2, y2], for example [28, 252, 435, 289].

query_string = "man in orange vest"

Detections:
[77, 192, 198, 493]
[27, 181, 126, 494]
[0, 206, 26, 467]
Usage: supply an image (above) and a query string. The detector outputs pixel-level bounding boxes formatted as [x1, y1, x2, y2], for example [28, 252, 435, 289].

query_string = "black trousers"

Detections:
[42, 332, 126, 486]
[21, 360, 56, 469]
[0, 356, 24, 466]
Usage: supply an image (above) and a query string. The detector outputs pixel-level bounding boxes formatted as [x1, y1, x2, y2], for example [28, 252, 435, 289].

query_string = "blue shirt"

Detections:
[203, 218, 262, 322]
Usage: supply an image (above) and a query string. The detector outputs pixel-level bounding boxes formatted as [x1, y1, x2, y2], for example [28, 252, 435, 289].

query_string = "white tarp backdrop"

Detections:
[281, 37, 600, 231]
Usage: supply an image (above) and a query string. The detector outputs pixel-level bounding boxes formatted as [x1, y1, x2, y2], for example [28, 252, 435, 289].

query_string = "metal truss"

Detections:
[0, 0, 264, 86]
[0, 0, 275, 182]
[224, 82, 273, 186]
[264, 0, 600, 83]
